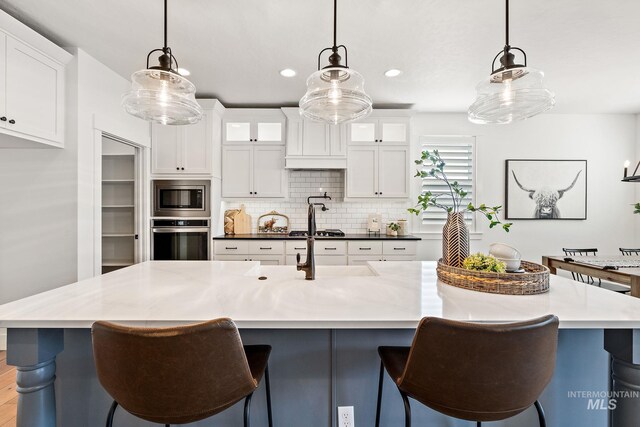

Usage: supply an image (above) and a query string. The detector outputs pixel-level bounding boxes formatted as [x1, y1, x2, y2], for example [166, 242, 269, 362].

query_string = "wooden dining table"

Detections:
[542, 255, 640, 297]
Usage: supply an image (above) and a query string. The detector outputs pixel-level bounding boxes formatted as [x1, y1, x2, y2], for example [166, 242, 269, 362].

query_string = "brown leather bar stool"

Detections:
[92, 318, 273, 427]
[375, 315, 559, 427]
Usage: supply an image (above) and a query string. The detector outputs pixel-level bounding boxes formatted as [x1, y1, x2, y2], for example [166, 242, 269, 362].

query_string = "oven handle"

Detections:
[152, 228, 211, 233]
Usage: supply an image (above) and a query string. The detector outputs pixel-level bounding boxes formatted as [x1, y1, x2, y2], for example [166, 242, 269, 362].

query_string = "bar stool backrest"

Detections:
[92, 318, 257, 425]
[398, 315, 559, 422]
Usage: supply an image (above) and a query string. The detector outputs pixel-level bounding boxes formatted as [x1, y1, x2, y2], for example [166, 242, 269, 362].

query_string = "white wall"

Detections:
[411, 113, 638, 261]
[72, 48, 150, 280]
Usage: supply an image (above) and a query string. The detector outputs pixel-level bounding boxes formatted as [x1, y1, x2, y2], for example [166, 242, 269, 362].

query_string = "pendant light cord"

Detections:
[505, 0, 509, 47]
[164, 0, 168, 50]
[333, 0, 338, 49]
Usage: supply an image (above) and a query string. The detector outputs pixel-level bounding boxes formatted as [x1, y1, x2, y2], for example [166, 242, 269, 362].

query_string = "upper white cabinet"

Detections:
[151, 100, 224, 176]
[347, 117, 409, 145]
[345, 110, 412, 199]
[221, 144, 286, 199]
[346, 145, 409, 199]
[223, 109, 285, 144]
[0, 27, 69, 147]
[282, 108, 346, 169]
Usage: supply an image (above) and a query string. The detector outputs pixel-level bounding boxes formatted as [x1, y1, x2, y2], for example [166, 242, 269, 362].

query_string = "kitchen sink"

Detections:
[244, 265, 378, 278]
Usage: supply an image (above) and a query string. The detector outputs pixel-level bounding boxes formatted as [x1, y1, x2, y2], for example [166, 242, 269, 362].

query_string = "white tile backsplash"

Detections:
[223, 171, 411, 234]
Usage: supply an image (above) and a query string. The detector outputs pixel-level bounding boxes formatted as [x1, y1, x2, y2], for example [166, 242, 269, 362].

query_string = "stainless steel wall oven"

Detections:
[151, 219, 210, 260]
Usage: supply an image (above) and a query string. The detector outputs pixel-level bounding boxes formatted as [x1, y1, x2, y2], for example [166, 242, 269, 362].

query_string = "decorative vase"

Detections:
[442, 212, 469, 267]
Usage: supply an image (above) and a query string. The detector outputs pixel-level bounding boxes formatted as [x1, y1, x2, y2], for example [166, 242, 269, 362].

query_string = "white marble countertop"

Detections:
[1, 261, 640, 329]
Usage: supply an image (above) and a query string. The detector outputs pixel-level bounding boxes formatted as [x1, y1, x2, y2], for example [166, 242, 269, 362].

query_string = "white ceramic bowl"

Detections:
[489, 243, 521, 260]
[498, 258, 522, 272]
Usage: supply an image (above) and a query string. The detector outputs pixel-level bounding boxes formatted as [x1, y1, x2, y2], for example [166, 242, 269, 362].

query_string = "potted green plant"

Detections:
[387, 222, 400, 236]
[408, 149, 512, 267]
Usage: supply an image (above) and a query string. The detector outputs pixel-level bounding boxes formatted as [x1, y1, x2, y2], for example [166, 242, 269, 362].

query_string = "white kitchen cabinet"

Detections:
[151, 111, 212, 175]
[282, 108, 346, 169]
[221, 144, 286, 199]
[347, 117, 409, 145]
[346, 145, 409, 199]
[378, 146, 410, 198]
[0, 32, 67, 147]
[285, 255, 348, 266]
[221, 146, 253, 198]
[382, 241, 417, 255]
[347, 146, 378, 198]
[223, 109, 285, 144]
[214, 240, 285, 264]
[348, 241, 383, 256]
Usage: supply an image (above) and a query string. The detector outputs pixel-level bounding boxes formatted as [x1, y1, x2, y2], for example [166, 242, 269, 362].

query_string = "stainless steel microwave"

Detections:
[152, 180, 210, 218]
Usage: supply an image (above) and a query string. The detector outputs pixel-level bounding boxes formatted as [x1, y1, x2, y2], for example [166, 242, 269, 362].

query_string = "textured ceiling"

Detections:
[1, 0, 639, 113]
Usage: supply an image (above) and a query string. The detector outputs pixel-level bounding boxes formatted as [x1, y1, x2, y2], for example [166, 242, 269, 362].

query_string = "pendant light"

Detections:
[299, 0, 372, 125]
[468, 0, 554, 124]
[122, 0, 202, 125]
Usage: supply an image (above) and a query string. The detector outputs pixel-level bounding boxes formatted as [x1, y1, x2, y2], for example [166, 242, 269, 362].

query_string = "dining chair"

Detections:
[562, 248, 629, 293]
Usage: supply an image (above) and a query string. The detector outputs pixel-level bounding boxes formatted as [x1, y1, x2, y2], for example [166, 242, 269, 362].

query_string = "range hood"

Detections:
[285, 157, 346, 170]
[282, 108, 347, 170]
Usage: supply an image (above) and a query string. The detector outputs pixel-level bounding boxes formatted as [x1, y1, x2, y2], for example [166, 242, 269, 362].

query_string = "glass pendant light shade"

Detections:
[468, 67, 555, 124]
[300, 66, 372, 124]
[122, 0, 202, 125]
[468, 0, 554, 124]
[300, 0, 372, 125]
[122, 69, 202, 125]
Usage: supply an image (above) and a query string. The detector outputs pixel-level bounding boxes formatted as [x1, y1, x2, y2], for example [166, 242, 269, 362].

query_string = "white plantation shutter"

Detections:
[418, 136, 476, 230]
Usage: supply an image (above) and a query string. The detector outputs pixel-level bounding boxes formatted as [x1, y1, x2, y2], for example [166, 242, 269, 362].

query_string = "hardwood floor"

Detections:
[0, 352, 17, 427]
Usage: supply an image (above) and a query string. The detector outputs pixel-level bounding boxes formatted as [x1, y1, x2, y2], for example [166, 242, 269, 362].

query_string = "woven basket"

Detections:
[436, 259, 550, 295]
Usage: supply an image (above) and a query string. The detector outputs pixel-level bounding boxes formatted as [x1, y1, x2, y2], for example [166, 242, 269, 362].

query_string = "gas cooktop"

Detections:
[288, 229, 346, 237]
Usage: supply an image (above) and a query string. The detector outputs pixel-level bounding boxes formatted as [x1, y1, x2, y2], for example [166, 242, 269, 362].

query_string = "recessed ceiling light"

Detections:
[280, 68, 297, 77]
[178, 68, 190, 76]
[384, 69, 402, 78]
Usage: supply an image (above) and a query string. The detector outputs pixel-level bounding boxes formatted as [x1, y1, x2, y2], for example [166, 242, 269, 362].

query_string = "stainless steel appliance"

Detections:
[151, 219, 210, 260]
[153, 180, 210, 218]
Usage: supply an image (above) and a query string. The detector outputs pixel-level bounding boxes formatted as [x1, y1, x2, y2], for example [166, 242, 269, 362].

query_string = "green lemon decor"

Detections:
[463, 253, 507, 273]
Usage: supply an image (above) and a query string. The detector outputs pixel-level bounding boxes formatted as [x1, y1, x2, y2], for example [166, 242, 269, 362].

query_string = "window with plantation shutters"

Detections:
[417, 136, 476, 231]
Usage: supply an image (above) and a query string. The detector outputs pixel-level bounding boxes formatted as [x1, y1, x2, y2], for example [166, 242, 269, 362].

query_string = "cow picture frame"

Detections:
[505, 159, 587, 220]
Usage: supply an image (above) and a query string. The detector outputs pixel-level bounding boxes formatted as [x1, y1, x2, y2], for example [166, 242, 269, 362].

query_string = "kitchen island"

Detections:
[1, 261, 640, 426]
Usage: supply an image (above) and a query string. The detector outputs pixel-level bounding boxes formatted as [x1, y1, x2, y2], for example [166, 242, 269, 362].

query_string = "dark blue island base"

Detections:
[8, 328, 640, 426]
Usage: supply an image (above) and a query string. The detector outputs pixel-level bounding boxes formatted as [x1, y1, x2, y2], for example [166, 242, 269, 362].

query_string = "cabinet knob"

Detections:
[374, 192, 378, 195]
[176, 167, 180, 170]
[181, 167, 185, 170]
[0, 117, 6, 121]
[379, 192, 383, 195]
[8, 119, 15, 124]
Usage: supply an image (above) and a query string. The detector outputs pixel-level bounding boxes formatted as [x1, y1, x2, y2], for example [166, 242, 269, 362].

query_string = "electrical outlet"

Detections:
[338, 406, 355, 427]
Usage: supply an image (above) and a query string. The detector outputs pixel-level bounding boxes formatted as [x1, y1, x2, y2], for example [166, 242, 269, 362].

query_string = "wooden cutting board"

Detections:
[233, 205, 252, 234]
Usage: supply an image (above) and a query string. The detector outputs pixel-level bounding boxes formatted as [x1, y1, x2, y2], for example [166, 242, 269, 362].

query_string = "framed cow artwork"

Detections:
[505, 159, 587, 220]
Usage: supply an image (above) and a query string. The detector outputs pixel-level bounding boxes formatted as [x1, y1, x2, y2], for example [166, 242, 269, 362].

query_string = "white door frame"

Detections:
[92, 129, 148, 277]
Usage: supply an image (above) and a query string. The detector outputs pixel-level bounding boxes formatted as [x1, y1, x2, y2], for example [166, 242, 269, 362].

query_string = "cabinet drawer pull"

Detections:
[325, 247, 337, 250]
[359, 247, 372, 250]
[8, 119, 15, 124]
[393, 247, 406, 250]
[294, 247, 305, 250]
[259, 247, 272, 250]
[0, 117, 6, 121]
[225, 247, 238, 250]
